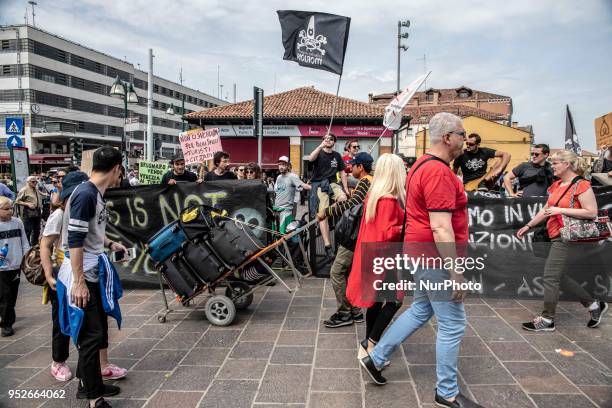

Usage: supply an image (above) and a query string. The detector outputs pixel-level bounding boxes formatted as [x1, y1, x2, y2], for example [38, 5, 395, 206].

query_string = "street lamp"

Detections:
[166, 104, 175, 115]
[109, 76, 138, 170]
[397, 19, 410, 94]
[166, 99, 186, 132]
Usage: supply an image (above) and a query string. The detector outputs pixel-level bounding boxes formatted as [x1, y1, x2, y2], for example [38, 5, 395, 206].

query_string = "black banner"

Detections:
[277, 10, 351, 75]
[104, 180, 267, 283]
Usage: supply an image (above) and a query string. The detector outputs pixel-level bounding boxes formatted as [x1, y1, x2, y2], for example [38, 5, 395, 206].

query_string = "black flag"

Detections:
[277, 10, 350, 75]
[565, 104, 582, 155]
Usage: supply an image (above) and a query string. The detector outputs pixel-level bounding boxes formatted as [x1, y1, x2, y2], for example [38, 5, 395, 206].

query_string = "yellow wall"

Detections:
[289, 143, 302, 175]
[415, 116, 532, 171]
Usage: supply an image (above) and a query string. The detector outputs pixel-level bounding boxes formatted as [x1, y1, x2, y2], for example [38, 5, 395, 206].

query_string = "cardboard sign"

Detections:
[138, 160, 168, 185]
[594, 112, 612, 149]
[178, 128, 222, 164]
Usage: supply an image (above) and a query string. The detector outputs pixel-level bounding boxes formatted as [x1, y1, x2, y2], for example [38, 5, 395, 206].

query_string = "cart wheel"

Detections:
[225, 282, 253, 310]
[157, 315, 166, 323]
[205, 295, 236, 326]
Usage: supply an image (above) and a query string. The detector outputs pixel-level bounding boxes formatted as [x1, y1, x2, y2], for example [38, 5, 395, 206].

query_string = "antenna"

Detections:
[179, 67, 183, 85]
[28, 1, 37, 27]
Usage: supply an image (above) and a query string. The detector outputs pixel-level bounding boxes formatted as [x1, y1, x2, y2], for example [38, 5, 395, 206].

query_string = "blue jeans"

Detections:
[369, 269, 466, 399]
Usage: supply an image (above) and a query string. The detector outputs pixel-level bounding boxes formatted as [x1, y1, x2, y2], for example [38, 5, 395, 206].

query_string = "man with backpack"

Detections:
[318, 152, 373, 328]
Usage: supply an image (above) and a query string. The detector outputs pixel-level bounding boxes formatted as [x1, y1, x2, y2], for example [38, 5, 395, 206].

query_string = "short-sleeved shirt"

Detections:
[204, 170, 237, 181]
[453, 147, 497, 182]
[161, 170, 198, 185]
[310, 150, 345, 183]
[512, 162, 553, 197]
[546, 179, 591, 239]
[405, 154, 468, 244]
[43, 208, 64, 264]
[274, 173, 302, 210]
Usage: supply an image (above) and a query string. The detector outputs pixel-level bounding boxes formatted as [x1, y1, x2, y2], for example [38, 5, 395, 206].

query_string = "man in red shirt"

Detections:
[361, 113, 483, 408]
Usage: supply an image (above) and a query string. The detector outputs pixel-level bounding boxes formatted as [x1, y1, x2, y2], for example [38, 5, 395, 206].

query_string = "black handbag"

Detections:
[530, 176, 580, 258]
[335, 203, 363, 251]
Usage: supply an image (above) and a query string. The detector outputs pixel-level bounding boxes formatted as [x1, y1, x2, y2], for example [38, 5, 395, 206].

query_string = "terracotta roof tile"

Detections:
[186, 86, 386, 121]
[370, 87, 511, 105]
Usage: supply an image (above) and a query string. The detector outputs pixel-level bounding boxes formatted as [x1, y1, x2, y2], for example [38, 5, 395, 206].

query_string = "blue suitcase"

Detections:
[146, 220, 187, 263]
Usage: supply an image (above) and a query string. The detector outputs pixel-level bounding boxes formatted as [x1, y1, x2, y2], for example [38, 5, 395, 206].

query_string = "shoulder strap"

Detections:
[552, 176, 581, 208]
[399, 154, 449, 240]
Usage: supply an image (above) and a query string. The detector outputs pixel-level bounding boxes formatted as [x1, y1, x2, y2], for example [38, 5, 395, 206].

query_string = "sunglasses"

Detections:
[531, 152, 542, 157]
[466, 142, 477, 146]
[245, 169, 256, 174]
[351, 145, 360, 149]
[237, 168, 245, 172]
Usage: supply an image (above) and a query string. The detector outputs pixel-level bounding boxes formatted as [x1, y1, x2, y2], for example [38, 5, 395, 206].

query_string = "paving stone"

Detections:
[0, 336, 48, 355]
[129, 324, 174, 339]
[120, 315, 148, 329]
[182, 347, 230, 366]
[155, 331, 201, 350]
[504, 361, 580, 393]
[249, 311, 286, 324]
[277, 330, 317, 346]
[458, 337, 492, 356]
[109, 338, 159, 359]
[283, 317, 318, 331]
[173, 318, 211, 333]
[256, 364, 311, 403]
[487, 341, 544, 362]
[579, 385, 612, 408]
[7, 346, 52, 368]
[0, 367, 44, 393]
[133, 349, 188, 371]
[364, 381, 420, 408]
[465, 304, 497, 317]
[409, 364, 473, 403]
[145, 390, 203, 408]
[291, 296, 321, 307]
[458, 356, 515, 385]
[239, 323, 281, 342]
[0, 354, 21, 368]
[522, 333, 581, 352]
[316, 333, 357, 349]
[161, 365, 217, 391]
[495, 307, 536, 322]
[196, 329, 241, 348]
[557, 326, 609, 342]
[469, 385, 536, 408]
[469, 317, 523, 341]
[484, 299, 524, 308]
[575, 341, 612, 368]
[197, 379, 258, 408]
[309, 392, 362, 408]
[217, 359, 268, 380]
[543, 351, 612, 386]
[403, 342, 436, 364]
[315, 348, 359, 369]
[108, 370, 168, 398]
[229, 341, 274, 359]
[287, 306, 321, 318]
[529, 393, 597, 408]
[380, 356, 411, 382]
[270, 346, 314, 364]
[311, 368, 361, 392]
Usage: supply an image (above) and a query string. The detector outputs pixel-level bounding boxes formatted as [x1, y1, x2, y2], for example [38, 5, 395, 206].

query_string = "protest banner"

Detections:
[138, 160, 168, 184]
[178, 128, 222, 164]
[595, 112, 612, 148]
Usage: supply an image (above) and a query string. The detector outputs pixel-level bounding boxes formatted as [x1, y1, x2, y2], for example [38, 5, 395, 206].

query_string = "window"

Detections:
[1, 40, 10, 50]
[458, 90, 469, 98]
[154, 85, 159, 92]
[72, 77, 86, 89]
[425, 93, 433, 102]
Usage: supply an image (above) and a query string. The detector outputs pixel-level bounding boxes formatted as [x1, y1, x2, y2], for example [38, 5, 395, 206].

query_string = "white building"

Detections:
[0, 24, 225, 169]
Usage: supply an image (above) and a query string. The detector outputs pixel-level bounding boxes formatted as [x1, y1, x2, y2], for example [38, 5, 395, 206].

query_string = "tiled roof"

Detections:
[185, 86, 386, 121]
[551, 148, 598, 157]
[369, 86, 511, 105]
[405, 105, 508, 124]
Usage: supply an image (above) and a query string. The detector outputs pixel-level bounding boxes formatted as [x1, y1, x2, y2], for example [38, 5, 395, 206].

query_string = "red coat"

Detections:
[347, 196, 404, 308]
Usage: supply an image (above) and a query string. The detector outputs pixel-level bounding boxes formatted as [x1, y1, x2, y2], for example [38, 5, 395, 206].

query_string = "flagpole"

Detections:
[326, 74, 343, 134]
[369, 126, 391, 154]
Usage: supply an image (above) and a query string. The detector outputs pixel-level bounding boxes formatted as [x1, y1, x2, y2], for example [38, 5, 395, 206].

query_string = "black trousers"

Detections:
[23, 216, 41, 246]
[49, 288, 70, 363]
[76, 280, 108, 400]
[365, 301, 402, 343]
[0, 270, 20, 328]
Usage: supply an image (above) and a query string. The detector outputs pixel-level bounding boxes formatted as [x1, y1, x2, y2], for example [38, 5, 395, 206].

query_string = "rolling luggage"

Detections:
[208, 220, 264, 267]
[159, 255, 202, 300]
[147, 220, 187, 263]
[181, 241, 227, 283]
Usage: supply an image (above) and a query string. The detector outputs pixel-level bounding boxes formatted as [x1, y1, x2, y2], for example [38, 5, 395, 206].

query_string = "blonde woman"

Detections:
[347, 154, 406, 358]
[517, 149, 606, 331]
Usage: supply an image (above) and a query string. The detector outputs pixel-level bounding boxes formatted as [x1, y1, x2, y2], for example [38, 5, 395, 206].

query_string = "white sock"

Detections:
[541, 316, 552, 323]
[588, 301, 599, 311]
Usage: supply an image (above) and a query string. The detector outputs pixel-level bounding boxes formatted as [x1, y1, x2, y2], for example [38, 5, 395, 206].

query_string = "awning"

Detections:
[220, 137, 289, 169]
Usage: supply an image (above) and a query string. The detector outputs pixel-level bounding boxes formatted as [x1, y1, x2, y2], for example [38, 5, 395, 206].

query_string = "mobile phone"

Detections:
[111, 247, 136, 262]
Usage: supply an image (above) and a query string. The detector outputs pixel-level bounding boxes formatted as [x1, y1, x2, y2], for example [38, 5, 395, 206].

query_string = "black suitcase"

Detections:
[180, 206, 217, 241]
[159, 255, 203, 300]
[181, 242, 227, 283]
[208, 220, 264, 267]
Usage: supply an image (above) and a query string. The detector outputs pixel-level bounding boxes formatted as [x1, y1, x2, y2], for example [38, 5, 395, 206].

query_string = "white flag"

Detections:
[383, 72, 431, 130]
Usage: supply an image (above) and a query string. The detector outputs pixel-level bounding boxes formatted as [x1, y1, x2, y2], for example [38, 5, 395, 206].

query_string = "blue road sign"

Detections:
[5, 117, 24, 135]
[6, 135, 24, 149]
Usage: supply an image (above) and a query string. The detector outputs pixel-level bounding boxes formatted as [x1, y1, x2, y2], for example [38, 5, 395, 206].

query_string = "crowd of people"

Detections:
[0, 112, 610, 407]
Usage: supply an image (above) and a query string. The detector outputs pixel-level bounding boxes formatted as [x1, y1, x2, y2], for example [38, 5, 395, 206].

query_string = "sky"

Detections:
[2, 0, 612, 150]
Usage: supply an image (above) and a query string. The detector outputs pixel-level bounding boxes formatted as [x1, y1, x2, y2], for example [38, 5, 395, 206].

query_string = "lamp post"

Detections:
[397, 20, 410, 94]
[109, 76, 138, 170]
[166, 97, 186, 132]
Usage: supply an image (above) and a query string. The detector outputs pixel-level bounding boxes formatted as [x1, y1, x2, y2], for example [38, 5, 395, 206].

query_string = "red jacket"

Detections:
[347, 196, 404, 308]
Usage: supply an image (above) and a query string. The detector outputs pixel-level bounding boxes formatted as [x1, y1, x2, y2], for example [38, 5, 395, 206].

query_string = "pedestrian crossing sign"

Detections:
[5, 117, 23, 135]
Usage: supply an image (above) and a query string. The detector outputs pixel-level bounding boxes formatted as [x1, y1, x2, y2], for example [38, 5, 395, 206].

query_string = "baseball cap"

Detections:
[277, 156, 290, 163]
[59, 171, 89, 201]
[171, 152, 185, 164]
[348, 152, 374, 166]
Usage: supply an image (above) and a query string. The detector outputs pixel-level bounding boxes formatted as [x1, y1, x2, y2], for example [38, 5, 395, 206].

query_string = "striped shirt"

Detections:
[324, 175, 372, 219]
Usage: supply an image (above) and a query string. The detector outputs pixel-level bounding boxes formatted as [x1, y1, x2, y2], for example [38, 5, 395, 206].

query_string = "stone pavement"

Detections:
[0, 277, 610, 408]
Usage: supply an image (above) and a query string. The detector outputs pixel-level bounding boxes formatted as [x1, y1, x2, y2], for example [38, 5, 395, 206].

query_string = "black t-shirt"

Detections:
[310, 150, 345, 182]
[454, 147, 496, 182]
[204, 170, 237, 181]
[512, 161, 553, 197]
[161, 170, 198, 185]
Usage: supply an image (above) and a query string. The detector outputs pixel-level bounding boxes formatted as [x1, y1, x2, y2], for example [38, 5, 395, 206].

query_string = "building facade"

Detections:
[186, 86, 401, 176]
[0, 24, 225, 168]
